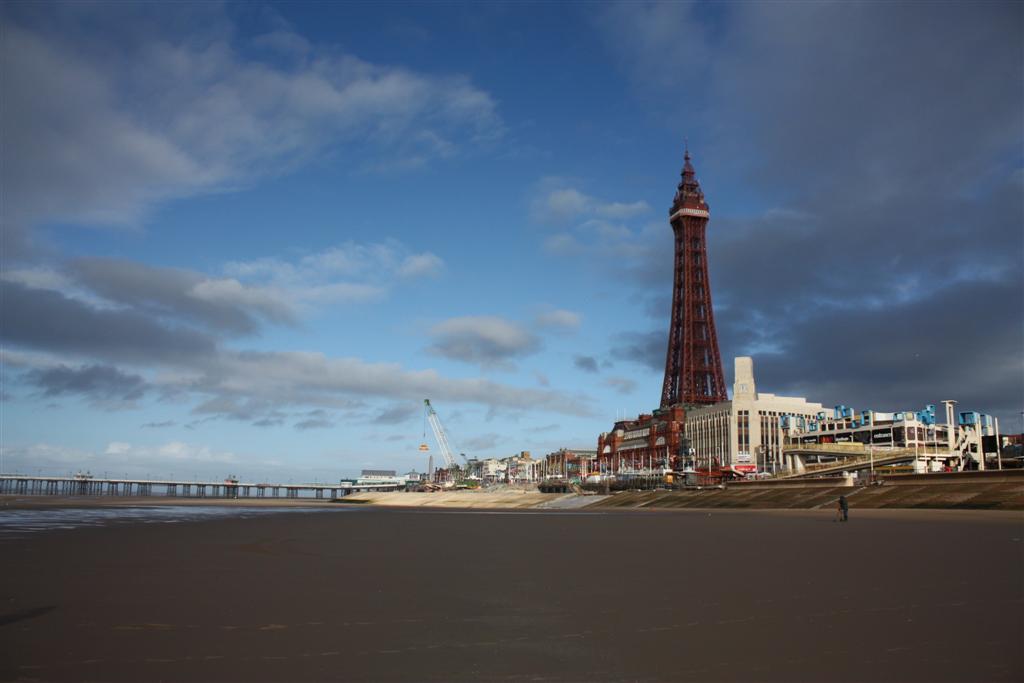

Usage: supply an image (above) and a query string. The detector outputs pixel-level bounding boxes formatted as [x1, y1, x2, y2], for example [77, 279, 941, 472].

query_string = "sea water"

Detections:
[0, 505, 347, 538]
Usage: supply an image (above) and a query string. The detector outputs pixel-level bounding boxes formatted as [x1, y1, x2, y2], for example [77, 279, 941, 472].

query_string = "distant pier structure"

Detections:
[0, 474, 402, 499]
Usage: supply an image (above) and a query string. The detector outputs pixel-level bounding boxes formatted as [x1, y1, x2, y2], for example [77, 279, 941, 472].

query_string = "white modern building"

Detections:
[785, 401, 1003, 472]
[684, 357, 826, 474]
[355, 470, 408, 486]
[478, 458, 507, 483]
[504, 452, 541, 484]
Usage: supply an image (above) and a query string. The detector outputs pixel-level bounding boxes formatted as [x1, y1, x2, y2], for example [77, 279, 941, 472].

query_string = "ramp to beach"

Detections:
[340, 490, 556, 508]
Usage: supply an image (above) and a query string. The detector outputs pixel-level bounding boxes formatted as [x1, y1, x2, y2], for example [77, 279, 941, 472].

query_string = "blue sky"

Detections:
[2, 1, 1021, 482]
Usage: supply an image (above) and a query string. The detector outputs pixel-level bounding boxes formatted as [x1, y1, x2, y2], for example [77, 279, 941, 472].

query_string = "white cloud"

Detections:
[66, 257, 298, 334]
[13, 339, 591, 425]
[157, 442, 238, 463]
[188, 278, 295, 322]
[531, 180, 653, 261]
[0, 439, 331, 481]
[3, 288, 594, 422]
[581, 219, 634, 241]
[102, 440, 239, 464]
[535, 308, 582, 331]
[294, 282, 386, 305]
[223, 240, 442, 309]
[0, 440, 238, 480]
[540, 188, 591, 223]
[1, 267, 73, 292]
[2, 8, 503, 230]
[398, 252, 445, 278]
[0, 443, 94, 472]
[594, 200, 651, 219]
[530, 179, 650, 225]
[427, 316, 541, 369]
[184, 348, 591, 417]
[542, 233, 582, 254]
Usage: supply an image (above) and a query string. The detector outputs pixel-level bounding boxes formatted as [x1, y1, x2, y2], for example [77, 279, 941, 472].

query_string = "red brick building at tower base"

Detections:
[597, 150, 726, 473]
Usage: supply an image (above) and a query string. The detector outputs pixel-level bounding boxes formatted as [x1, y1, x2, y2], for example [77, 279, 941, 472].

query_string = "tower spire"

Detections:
[673, 144, 707, 215]
[661, 148, 726, 408]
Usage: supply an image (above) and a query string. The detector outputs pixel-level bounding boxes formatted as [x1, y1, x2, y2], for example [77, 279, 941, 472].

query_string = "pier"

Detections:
[0, 474, 402, 499]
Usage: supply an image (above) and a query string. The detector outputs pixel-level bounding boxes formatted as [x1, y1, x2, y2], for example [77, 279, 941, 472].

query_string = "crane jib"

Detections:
[424, 399, 459, 469]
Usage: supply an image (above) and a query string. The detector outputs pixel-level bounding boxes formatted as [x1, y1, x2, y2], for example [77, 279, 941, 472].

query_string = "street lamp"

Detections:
[868, 412, 874, 481]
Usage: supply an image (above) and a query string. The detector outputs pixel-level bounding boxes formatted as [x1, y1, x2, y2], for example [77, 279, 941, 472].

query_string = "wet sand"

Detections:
[2, 507, 1021, 682]
[0, 495, 342, 509]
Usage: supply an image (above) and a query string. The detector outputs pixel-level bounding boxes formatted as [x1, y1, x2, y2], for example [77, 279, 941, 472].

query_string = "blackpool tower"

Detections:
[660, 149, 727, 407]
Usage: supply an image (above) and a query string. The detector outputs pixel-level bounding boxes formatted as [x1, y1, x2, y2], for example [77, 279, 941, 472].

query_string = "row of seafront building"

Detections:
[202, 353, 1018, 489]
[428, 452, 554, 486]
[596, 356, 1008, 479]
[426, 352, 1011, 488]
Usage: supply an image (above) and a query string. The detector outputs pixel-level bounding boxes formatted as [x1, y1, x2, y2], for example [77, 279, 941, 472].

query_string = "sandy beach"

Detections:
[1, 506, 1021, 682]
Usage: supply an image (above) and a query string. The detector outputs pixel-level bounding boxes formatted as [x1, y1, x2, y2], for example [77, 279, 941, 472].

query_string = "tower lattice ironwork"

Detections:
[660, 149, 727, 408]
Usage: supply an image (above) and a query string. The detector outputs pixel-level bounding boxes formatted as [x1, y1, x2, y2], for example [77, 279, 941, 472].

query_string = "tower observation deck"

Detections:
[660, 149, 727, 407]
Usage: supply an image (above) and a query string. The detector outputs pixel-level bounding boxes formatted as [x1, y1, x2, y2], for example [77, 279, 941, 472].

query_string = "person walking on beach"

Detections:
[836, 495, 849, 522]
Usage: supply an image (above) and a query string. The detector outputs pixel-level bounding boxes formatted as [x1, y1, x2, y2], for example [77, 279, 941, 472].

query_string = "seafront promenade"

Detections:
[338, 469, 1024, 511]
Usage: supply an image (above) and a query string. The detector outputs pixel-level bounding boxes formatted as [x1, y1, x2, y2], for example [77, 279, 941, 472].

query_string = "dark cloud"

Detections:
[713, 2, 1022, 201]
[462, 433, 501, 452]
[704, 3, 1024, 422]
[25, 363, 146, 403]
[372, 403, 418, 425]
[604, 377, 637, 395]
[294, 418, 333, 431]
[427, 316, 541, 368]
[68, 257, 294, 334]
[0, 223, 39, 266]
[573, 355, 599, 373]
[595, 2, 710, 91]
[294, 409, 333, 431]
[643, 293, 671, 321]
[608, 330, 666, 373]
[183, 349, 593, 418]
[141, 420, 176, 429]
[594, 1, 1023, 426]
[0, 280, 216, 364]
[191, 396, 274, 422]
[745, 278, 1024, 420]
[526, 423, 560, 433]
